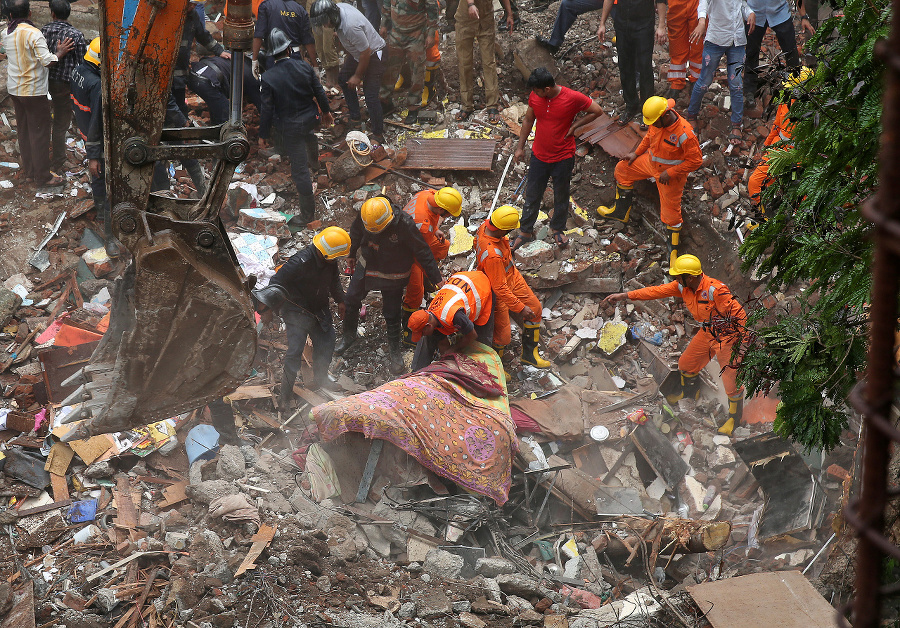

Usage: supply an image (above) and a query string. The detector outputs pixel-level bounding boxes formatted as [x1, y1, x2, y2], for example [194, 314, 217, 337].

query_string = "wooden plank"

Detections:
[86, 551, 170, 583]
[399, 139, 497, 171]
[234, 524, 277, 577]
[686, 571, 837, 628]
[16, 499, 73, 517]
[227, 384, 272, 400]
[159, 482, 188, 508]
[113, 476, 138, 528]
[355, 439, 384, 503]
[50, 473, 69, 502]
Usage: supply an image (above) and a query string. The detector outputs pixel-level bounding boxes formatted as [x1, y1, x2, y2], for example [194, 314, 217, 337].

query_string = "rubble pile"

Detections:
[0, 2, 856, 628]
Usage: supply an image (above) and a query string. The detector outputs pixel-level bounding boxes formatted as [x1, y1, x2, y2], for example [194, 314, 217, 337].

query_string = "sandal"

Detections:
[39, 173, 65, 187]
[551, 230, 569, 248]
[728, 125, 743, 147]
[486, 107, 501, 124]
[456, 109, 474, 122]
[510, 230, 535, 252]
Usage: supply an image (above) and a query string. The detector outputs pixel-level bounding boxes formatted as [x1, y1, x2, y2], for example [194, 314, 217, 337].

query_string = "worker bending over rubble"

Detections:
[338, 197, 443, 375]
[476, 206, 551, 369]
[401, 186, 463, 345]
[747, 68, 812, 222]
[603, 254, 746, 435]
[252, 227, 352, 408]
[598, 96, 702, 268]
[407, 271, 495, 370]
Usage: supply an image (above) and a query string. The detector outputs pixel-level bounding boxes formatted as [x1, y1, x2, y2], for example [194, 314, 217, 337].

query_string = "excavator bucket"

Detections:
[60, 0, 257, 441]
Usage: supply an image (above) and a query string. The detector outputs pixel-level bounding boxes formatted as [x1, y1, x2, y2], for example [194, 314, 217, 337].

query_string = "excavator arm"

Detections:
[60, 0, 258, 441]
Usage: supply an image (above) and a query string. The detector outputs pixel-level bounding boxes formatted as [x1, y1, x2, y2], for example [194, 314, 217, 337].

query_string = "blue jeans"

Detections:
[547, 0, 603, 46]
[521, 155, 575, 233]
[687, 41, 745, 126]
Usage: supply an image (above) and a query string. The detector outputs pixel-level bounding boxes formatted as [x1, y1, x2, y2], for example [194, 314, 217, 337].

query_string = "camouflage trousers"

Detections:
[379, 27, 428, 110]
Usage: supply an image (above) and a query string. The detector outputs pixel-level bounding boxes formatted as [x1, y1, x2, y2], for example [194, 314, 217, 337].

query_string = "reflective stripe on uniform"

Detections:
[366, 269, 411, 280]
[778, 130, 791, 141]
[449, 273, 484, 317]
[649, 150, 686, 166]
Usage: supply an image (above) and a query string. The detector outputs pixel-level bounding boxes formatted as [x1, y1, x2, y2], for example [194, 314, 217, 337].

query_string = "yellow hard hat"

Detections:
[784, 66, 814, 89]
[669, 254, 703, 276]
[434, 187, 463, 217]
[313, 226, 351, 260]
[489, 205, 520, 231]
[642, 95, 671, 125]
[85, 37, 101, 65]
[361, 197, 393, 233]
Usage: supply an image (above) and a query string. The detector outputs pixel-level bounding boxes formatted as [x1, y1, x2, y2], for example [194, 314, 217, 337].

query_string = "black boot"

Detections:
[335, 309, 359, 356]
[184, 160, 207, 196]
[289, 195, 316, 228]
[597, 185, 633, 223]
[209, 398, 241, 445]
[386, 323, 405, 375]
[279, 370, 297, 411]
[103, 204, 124, 258]
[401, 306, 417, 347]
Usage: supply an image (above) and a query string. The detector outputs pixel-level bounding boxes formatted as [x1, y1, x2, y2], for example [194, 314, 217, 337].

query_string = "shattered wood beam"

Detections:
[597, 517, 732, 556]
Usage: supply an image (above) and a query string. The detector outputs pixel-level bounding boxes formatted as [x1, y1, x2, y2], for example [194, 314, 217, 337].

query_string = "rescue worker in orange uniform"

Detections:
[401, 186, 463, 344]
[603, 254, 746, 435]
[747, 68, 812, 220]
[406, 271, 494, 369]
[665, 0, 702, 100]
[475, 205, 550, 369]
[598, 96, 703, 268]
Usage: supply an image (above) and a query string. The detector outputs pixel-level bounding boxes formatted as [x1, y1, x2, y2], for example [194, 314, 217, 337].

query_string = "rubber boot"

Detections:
[386, 323, 405, 375]
[493, 344, 512, 380]
[395, 74, 405, 91]
[404, 109, 418, 125]
[666, 225, 681, 269]
[665, 371, 701, 404]
[209, 398, 241, 445]
[521, 322, 551, 368]
[289, 195, 316, 228]
[278, 370, 297, 411]
[401, 306, 417, 347]
[312, 373, 341, 392]
[335, 309, 359, 356]
[597, 185, 633, 223]
[719, 393, 744, 436]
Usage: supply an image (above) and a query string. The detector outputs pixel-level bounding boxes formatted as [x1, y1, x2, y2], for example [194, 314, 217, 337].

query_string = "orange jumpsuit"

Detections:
[402, 190, 451, 309]
[614, 109, 703, 227]
[627, 275, 746, 397]
[475, 220, 541, 346]
[748, 103, 793, 205]
[666, 0, 702, 90]
[427, 271, 493, 335]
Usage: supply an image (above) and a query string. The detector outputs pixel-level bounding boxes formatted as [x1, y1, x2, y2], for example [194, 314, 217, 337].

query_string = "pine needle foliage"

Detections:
[738, 0, 889, 451]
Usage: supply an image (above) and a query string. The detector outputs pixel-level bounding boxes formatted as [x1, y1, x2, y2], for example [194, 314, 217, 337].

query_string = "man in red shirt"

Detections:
[513, 67, 602, 249]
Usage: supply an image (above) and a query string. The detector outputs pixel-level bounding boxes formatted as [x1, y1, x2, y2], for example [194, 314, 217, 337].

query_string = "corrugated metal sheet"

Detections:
[399, 139, 497, 171]
[575, 113, 645, 159]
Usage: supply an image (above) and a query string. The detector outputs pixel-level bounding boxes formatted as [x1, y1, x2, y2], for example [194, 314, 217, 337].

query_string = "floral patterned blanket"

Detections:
[312, 343, 517, 504]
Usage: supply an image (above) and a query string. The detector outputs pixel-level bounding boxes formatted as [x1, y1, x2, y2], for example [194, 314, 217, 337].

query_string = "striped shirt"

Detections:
[40, 20, 88, 83]
[3, 23, 58, 97]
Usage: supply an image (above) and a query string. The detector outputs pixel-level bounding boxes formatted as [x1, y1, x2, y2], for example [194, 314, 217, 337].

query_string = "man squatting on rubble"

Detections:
[604, 254, 747, 435]
[258, 27, 333, 226]
[252, 227, 353, 407]
[598, 96, 702, 268]
[406, 271, 495, 371]
[336, 197, 443, 376]
[476, 205, 552, 369]
[511, 68, 602, 252]
[400, 186, 464, 346]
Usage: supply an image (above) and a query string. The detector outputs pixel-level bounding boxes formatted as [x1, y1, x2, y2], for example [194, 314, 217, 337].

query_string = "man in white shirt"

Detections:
[3, 0, 73, 187]
[310, 0, 386, 142]
[684, 0, 755, 145]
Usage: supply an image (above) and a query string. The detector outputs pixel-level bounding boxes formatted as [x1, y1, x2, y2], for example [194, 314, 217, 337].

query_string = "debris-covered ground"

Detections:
[0, 2, 859, 627]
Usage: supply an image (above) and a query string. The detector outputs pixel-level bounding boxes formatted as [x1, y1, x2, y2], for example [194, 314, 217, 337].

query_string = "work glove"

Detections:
[252, 59, 260, 79]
